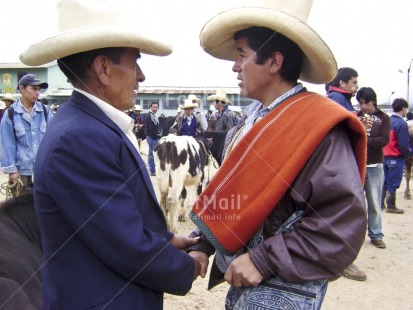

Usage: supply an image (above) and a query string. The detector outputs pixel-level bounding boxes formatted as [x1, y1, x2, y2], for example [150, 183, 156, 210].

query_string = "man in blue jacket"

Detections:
[383, 98, 412, 214]
[0, 74, 53, 192]
[19, 0, 202, 309]
[327, 67, 359, 112]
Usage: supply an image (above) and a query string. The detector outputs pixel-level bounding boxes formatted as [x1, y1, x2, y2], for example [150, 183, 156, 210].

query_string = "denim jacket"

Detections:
[0, 100, 53, 175]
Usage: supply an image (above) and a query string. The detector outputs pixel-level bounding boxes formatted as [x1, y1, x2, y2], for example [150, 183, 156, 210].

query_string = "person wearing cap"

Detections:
[0, 74, 53, 192]
[188, 1, 367, 308]
[208, 89, 236, 132]
[19, 1, 201, 309]
[132, 104, 145, 151]
[171, 94, 207, 136]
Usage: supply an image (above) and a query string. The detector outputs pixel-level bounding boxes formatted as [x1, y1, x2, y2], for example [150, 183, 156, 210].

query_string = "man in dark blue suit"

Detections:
[19, 1, 203, 309]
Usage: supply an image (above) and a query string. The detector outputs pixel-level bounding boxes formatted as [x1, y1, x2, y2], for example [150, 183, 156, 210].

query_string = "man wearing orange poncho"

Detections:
[188, 1, 367, 309]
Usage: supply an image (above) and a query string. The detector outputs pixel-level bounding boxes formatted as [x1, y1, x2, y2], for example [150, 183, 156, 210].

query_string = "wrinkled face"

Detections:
[232, 37, 270, 100]
[106, 48, 145, 111]
[358, 98, 375, 114]
[19, 85, 41, 105]
[340, 76, 359, 96]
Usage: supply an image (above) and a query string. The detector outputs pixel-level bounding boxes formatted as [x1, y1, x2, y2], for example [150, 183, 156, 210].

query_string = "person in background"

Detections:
[172, 94, 207, 136]
[0, 74, 53, 192]
[19, 0, 201, 308]
[327, 67, 359, 112]
[145, 101, 163, 176]
[0, 93, 17, 124]
[383, 98, 411, 214]
[356, 87, 389, 249]
[0, 93, 17, 109]
[188, 1, 367, 308]
[208, 89, 236, 132]
[327, 67, 368, 281]
[132, 105, 145, 151]
[206, 109, 216, 131]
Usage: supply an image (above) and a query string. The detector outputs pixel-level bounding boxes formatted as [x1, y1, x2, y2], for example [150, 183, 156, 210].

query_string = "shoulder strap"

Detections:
[7, 106, 14, 123]
[7, 103, 48, 128]
[42, 103, 48, 122]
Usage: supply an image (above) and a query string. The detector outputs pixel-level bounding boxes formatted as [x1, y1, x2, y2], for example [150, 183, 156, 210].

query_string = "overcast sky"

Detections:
[2, 0, 413, 105]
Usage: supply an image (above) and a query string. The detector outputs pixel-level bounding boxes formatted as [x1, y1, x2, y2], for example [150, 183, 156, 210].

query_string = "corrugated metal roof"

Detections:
[46, 86, 241, 96]
[0, 62, 57, 69]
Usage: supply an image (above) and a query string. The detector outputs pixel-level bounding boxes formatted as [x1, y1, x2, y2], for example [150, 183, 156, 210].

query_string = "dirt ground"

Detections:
[2, 139, 412, 310]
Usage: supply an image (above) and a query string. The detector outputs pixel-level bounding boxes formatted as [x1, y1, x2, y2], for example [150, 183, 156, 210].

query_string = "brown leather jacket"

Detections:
[189, 125, 367, 288]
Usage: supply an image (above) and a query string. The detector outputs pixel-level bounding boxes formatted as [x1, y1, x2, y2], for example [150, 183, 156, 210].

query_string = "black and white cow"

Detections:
[0, 193, 42, 310]
[154, 134, 212, 233]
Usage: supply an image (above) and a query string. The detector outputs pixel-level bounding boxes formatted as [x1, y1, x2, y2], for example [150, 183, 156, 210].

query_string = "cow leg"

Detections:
[167, 186, 182, 233]
[404, 157, 412, 200]
[178, 187, 187, 222]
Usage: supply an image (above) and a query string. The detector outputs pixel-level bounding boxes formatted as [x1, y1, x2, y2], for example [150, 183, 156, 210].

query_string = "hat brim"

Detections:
[179, 104, 198, 109]
[207, 95, 232, 104]
[26, 82, 49, 89]
[200, 7, 337, 84]
[20, 25, 172, 66]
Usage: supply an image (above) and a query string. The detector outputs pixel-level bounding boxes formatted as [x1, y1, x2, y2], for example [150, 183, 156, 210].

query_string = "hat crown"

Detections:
[239, 0, 313, 22]
[215, 89, 227, 98]
[58, 0, 123, 31]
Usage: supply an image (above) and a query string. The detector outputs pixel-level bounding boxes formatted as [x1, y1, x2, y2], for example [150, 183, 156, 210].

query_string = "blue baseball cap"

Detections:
[18, 74, 48, 89]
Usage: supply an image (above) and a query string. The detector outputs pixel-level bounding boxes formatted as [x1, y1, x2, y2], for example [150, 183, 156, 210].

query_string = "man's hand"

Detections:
[224, 253, 264, 287]
[188, 251, 209, 279]
[9, 172, 20, 184]
[170, 234, 200, 251]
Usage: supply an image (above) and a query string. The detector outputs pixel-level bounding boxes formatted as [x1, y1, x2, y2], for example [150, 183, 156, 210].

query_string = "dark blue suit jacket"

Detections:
[34, 91, 194, 309]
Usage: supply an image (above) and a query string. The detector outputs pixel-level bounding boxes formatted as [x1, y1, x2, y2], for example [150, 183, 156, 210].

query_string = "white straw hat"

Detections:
[0, 93, 17, 102]
[207, 89, 232, 104]
[199, 0, 337, 84]
[187, 94, 201, 104]
[20, 0, 172, 66]
[179, 99, 198, 109]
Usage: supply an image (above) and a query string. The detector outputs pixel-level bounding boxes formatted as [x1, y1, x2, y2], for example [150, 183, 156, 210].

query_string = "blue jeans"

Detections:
[364, 164, 384, 240]
[383, 157, 405, 192]
[146, 136, 159, 174]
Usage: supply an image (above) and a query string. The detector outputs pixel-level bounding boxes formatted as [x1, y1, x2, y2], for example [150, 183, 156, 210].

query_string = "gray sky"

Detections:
[2, 0, 413, 105]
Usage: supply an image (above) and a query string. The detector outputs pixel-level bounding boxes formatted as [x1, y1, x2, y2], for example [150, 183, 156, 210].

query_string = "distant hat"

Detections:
[207, 89, 232, 104]
[18, 74, 48, 89]
[133, 105, 143, 111]
[180, 99, 198, 109]
[199, 0, 337, 84]
[19, 0, 172, 66]
[0, 93, 17, 102]
[0, 101, 6, 109]
[177, 107, 182, 112]
[187, 94, 201, 104]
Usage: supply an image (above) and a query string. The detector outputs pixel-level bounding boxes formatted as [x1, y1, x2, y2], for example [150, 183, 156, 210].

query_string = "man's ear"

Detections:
[92, 55, 111, 86]
[269, 51, 283, 74]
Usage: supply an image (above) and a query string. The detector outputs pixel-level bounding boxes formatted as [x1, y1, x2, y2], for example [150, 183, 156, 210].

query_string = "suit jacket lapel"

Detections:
[70, 91, 159, 204]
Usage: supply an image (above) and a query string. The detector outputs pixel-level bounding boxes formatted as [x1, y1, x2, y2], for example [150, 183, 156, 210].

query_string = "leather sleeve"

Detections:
[249, 126, 367, 282]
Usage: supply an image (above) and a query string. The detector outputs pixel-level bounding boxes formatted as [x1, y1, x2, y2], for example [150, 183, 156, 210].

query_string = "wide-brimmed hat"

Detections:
[180, 99, 198, 109]
[133, 105, 143, 112]
[207, 89, 232, 104]
[0, 93, 17, 102]
[199, 0, 337, 84]
[187, 94, 201, 104]
[19, 0, 172, 66]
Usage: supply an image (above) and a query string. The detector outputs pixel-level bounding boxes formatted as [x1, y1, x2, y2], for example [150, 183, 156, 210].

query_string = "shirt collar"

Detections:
[74, 88, 133, 134]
